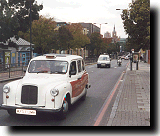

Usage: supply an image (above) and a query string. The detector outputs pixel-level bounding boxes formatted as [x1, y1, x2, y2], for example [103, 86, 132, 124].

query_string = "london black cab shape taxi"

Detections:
[0, 54, 91, 119]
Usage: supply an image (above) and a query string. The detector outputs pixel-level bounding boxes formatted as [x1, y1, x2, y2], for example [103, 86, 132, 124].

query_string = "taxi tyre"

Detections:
[57, 100, 69, 119]
[81, 88, 87, 101]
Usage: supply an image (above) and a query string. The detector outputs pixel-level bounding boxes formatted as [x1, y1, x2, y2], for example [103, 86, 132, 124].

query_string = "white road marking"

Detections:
[88, 66, 95, 68]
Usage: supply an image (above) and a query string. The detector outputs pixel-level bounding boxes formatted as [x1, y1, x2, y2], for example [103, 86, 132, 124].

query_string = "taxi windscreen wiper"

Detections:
[36, 70, 48, 74]
[50, 71, 65, 74]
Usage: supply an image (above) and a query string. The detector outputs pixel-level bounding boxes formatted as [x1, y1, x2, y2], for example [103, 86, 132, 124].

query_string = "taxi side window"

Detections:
[77, 60, 82, 73]
[70, 61, 77, 75]
[82, 60, 85, 71]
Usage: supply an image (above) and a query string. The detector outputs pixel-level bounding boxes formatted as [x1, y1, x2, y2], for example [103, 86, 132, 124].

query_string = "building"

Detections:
[104, 31, 111, 38]
[82, 28, 88, 35]
[54, 22, 70, 31]
[79, 23, 100, 36]
[0, 37, 34, 66]
[112, 24, 120, 43]
[56, 22, 69, 27]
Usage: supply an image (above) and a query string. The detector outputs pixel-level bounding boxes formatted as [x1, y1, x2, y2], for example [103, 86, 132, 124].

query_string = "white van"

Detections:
[97, 54, 111, 68]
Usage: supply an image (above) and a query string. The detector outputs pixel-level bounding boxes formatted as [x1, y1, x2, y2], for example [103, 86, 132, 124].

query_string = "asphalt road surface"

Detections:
[0, 59, 129, 126]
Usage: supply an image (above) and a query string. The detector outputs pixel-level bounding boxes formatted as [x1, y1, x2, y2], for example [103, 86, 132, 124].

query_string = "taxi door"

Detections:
[69, 60, 82, 98]
[80, 60, 88, 92]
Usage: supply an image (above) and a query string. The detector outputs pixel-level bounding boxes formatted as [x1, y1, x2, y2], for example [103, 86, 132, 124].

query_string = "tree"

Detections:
[107, 42, 119, 55]
[0, 0, 43, 43]
[121, 0, 150, 51]
[58, 26, 73, 53]
[102, 38, 113, 53]
[89, 32, 103, 57]
[19, 15, 57, 54]
[67, 23, 90, 50]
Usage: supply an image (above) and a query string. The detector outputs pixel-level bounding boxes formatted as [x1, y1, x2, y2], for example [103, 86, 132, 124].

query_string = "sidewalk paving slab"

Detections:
[107, 61, 150, 126]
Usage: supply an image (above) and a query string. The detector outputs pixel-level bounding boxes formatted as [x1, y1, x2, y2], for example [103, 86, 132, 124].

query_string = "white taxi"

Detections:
[0, 54, 90, 119]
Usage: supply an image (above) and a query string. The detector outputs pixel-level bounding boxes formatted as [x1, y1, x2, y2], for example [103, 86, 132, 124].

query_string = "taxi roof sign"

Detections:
[45, 54, 56, 59]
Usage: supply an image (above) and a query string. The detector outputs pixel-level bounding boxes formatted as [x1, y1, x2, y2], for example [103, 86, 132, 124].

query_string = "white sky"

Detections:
[36, 0, 133, 38]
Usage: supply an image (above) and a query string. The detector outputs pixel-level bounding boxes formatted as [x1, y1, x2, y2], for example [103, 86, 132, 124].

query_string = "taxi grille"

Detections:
[21, 85, 38, 104]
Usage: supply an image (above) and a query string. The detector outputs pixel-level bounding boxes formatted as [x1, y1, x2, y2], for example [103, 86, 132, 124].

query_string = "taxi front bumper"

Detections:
[0, 104, 62, 113]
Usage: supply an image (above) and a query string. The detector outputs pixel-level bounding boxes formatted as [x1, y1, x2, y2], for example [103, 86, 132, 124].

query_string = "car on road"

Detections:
[97, 54, 111, 68]
[124, 56, 129, 60]
[121, 55, 125, 59]
[0, 54, 91, 119]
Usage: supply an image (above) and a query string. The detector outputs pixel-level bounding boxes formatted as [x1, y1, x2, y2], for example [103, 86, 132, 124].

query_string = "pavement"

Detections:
[106, 61, 150, 126]
[0, 72, 24, 83]
[0, 61, 150, 126]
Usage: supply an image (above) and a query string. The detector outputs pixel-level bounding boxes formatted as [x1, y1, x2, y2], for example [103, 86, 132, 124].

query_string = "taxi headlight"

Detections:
[50, 88, 59, 96]
[3, 85, 10, 93]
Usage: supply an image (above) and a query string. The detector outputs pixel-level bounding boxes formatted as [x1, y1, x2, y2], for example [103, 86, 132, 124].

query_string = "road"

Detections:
[0, 59, 129, 126]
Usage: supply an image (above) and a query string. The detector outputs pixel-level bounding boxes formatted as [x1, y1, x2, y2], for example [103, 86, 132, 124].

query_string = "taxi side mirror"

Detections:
[69, 70, 76, 77]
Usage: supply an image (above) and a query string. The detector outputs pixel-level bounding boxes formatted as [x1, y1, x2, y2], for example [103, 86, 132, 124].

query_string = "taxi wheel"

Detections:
[57, 100, 69, 119]
[81, 88, 87, 101]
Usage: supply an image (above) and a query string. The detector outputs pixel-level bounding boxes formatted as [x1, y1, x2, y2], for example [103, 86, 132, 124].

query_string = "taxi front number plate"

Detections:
[16, 109, 36, 115]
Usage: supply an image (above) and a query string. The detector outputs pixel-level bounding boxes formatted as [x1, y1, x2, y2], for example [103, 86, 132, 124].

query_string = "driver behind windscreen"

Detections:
[36, 61, 50, 71]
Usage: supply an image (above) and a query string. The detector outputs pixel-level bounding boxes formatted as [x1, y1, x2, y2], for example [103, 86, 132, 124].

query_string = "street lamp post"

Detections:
[93, 23, 108, 36]
[29, 0, 32, 61]
[116, 8, 133, 71]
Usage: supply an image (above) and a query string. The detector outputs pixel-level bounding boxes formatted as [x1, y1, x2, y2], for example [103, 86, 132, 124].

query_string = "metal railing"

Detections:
[0, 63, 28, 80]
[84, 58, 98, 64]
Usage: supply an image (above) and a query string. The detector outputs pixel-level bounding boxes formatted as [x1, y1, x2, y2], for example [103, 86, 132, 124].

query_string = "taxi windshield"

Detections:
[98, 57, 109, 61]
[28, 60, 68, 74]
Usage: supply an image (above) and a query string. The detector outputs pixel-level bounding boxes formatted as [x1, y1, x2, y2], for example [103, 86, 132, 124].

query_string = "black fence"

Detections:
[0, 63, 28, 80]
[84, 57, 98, 64]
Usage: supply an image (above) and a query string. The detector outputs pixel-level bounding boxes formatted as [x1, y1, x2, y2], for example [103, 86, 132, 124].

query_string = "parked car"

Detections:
[125, 56, 129, 60]
[121, 55, 125, 59]
[97, 54, 111, 68]
[0, 54, 91, 119]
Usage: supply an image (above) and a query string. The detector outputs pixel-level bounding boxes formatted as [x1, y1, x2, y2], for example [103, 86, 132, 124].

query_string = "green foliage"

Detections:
[19, 16, 57, 54]
[67, 23, 90, 50]
[58, 26, 73, 52]
[121, 0, 150, 51]
[107, 42, 120, 55]
[19, 21, 91, 54]
[0, 0, 43, 43]
[89, 32, 103, 57]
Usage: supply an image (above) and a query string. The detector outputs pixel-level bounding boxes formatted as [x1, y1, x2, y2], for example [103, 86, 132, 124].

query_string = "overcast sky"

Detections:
[36, 0, 133, 38]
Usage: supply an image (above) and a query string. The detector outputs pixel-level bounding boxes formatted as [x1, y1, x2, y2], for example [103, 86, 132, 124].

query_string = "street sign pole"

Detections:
[30, 0, 32, 61]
